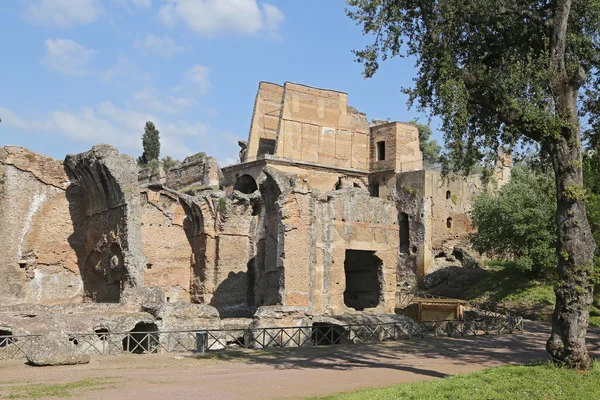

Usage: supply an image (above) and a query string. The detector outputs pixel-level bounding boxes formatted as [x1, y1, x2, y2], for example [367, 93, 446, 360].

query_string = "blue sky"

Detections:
[0, 0, 437, 166]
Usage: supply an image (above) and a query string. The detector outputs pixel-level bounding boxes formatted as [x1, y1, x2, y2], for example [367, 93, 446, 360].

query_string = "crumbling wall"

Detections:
[182, 191, 261, 318]
[246, 82, 285, 161]
[140, 188, 191, 302]
[396, 170, 485, 280]
[165, 153, 221, 191]
[313, 189, 399, 314]
[0, 146, 84, 306]
[64, 145, 145, 303]
[255, 168, 398, 314]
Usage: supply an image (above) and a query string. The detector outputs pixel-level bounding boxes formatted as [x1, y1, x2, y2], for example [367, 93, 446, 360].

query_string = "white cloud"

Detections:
[24, 0, 104, 28]
[159, 0, 284, 37]
[183, 65, 211, 94]
[129, 84, 197, 114]
[131, 0, 152, 7]
[135, 34, 186, 58]
[262, 3, 284, 31]
[0, 102, 208, 160]
[41, 39, 96, 76]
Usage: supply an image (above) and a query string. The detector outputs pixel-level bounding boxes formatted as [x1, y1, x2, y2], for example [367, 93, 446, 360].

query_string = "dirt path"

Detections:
[1, 322, 599, 400]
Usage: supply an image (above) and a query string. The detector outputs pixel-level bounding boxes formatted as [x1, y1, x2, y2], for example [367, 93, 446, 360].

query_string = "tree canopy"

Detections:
[471, 167, 557, 276]
[409, 120, 442, 167]
[347, 0, 600, 368]
[139, 121, 160, 165]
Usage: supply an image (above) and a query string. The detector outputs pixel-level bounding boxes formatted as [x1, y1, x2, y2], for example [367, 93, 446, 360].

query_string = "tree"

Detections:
[409, 120, 442, 167]
[347, 0, 599, 368]
[139, 121, 160, 165]
[161, 156, 178, 171]
[471, 167, 557, 276]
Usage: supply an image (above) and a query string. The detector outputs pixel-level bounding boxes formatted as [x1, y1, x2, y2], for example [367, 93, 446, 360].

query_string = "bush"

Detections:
[470, 167, 557, 276]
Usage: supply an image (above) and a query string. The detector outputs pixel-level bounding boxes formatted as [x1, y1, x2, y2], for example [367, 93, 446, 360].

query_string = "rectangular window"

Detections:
[377, 141, 386, 161]
[370, 183, 380, 198]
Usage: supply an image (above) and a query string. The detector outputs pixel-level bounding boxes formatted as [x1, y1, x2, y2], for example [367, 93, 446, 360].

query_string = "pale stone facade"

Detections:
[0, 81, 510, 338]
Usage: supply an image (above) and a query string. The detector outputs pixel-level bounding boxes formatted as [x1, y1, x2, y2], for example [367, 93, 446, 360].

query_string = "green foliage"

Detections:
[470, 167, 557, 276]
[465, 266, 555, 320]
[161, 155, 178, 171]
[138, 121, 160, 165]
[346, 1, 600, 172]
[313, 362, 600, 400]
[146, 158, 160, 175]
[401, 185, 419, 197]
[583, 150, 600, 274]
[408, 120, 442, 167]
[219, 198, 227, 212]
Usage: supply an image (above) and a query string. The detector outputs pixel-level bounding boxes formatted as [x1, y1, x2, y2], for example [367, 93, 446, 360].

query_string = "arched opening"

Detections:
[95, 327, 109, 341]
[446, 217, 453, 229]
[400, 213, 410, 254]
[234, 175, 258, 194]
[446, 190, 451, 200]
[0, 329, 14, 348]
[311, 323, 346, 345]
[123, 322, 159, 354]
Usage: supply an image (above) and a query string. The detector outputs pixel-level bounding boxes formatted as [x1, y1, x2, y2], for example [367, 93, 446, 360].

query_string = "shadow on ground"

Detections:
[186, 322, 600, 380]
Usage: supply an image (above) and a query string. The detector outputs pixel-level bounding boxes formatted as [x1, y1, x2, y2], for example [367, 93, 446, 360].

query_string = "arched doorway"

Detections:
[234, 175, 258, 194]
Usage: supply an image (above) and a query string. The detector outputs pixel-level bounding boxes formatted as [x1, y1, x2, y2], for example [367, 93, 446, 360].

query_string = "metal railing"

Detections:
[0, 316, 523, 361]
[0, 334, 42, 361]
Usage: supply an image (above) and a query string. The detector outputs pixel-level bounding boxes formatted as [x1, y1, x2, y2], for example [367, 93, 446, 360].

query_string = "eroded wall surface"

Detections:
[0, 146, 84, 306]
[65, 145, 145, 303]
[246, 82, 285, 161]
[396, 170, 484, 280]
[140, 188, 191, 302]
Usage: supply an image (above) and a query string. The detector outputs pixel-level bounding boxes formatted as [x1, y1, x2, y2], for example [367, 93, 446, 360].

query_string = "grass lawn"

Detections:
[464, 265, 600, 327]
[312, 362, 600, 400]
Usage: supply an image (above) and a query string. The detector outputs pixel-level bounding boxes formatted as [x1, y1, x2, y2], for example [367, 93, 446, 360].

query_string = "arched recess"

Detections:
[178, 194, 215, 304]
[64, 145, 144, 303]
[234, 175, 259, 194]
[256, 168, 292, 306]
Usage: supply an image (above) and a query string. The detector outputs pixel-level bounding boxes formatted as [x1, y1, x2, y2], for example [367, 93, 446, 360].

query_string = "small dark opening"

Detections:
[146, 263, 153, 270]
[234, 175, 258, 194]
[68, 337, 79, 346]
[257, 138, 276, 157]
[446, 190, 451, 200]
[166, 297, 170, 302]
[353, 182, 360, 188]
[251, 202, 262, 216]
[377, 141, 386, 161]
[369, 183, 380, 198]
[311, 323, 346, 345]
[335, 179, 343, 190]
[95, 328, 109, 341]
[343, 250, 382, 311]
[18, 263, 26, 269]
[0, 330, 14, 347]
[446, 217, 453, 228]
[400, 213, 410, 254]
[123, 322, 159, 354]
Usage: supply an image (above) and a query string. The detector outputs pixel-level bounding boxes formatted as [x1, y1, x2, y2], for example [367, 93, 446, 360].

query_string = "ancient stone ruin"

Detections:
[0, 81, 512, 352]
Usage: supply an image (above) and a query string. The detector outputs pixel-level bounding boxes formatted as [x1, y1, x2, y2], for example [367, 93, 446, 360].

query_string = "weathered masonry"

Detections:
[0, 81, 511, 339]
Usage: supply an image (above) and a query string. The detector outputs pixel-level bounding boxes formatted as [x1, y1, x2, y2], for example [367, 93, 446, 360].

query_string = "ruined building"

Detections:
[0, 82, 511, 337]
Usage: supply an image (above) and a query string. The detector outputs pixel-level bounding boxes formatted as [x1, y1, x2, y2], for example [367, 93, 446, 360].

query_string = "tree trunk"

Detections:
[546, 130, 596, 369]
